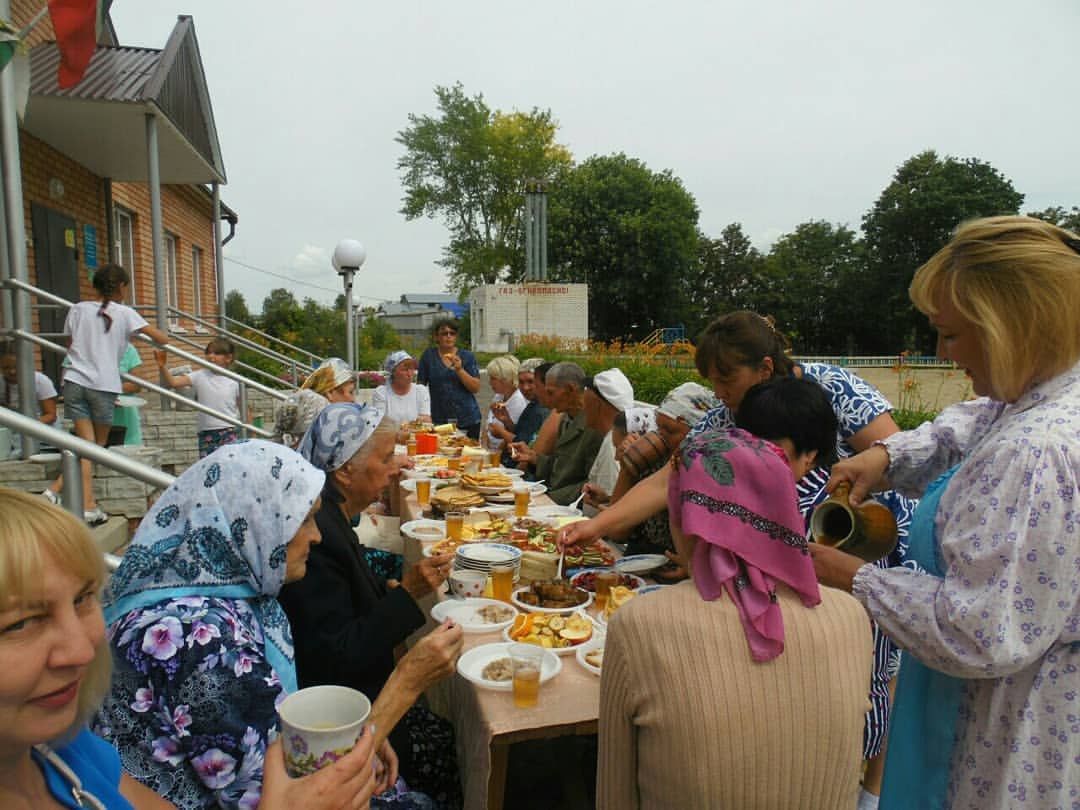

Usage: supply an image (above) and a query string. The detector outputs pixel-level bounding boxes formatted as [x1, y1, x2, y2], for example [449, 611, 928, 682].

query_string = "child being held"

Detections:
[156, 338, 241, 457]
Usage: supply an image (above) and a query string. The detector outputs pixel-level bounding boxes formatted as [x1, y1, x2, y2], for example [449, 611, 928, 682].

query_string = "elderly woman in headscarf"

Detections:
[590, 383, 717, 576]
[274, 358, 356, 449]
[598, 378, 873, 809]
[278, 404, 464, 809]
[373, 351, 431, 426]
[94, 440, 457, 810]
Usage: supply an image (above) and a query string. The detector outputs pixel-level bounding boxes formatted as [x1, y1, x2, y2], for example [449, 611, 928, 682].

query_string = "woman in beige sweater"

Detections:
[598, 378, 873, 809]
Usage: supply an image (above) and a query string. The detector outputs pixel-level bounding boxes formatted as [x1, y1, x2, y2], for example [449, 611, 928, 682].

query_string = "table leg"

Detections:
[487, 740, 511, 810]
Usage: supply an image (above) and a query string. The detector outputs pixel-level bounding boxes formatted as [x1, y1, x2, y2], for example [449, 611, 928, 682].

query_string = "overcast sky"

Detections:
[112, 1, 1080, 312]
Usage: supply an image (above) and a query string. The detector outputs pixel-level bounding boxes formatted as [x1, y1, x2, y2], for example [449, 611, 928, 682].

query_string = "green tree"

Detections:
[224, 289, 252, 325]
[861, 150, 1024, 353]
[685, 224, 767, 337]
[396, 83, 573, 294]
[298, 297, 346, 358]
[758, 221, 864, 354]
[1028, 205, 1080, 235]
[548, 153, 700, 341]
[260, 288, 304, 342]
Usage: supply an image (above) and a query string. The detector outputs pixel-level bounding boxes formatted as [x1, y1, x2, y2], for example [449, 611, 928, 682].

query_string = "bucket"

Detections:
[415, 432, 439, 455]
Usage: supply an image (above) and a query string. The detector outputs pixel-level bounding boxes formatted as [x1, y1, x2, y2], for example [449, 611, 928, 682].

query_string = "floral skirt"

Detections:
[386, 703, 462, 810]
[198, 427, 239, 458]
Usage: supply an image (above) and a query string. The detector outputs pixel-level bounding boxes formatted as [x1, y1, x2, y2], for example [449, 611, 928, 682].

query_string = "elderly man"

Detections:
[497, 357, 550, 465]
[510, 361, 603, 505]
[581, 368, 634, 514]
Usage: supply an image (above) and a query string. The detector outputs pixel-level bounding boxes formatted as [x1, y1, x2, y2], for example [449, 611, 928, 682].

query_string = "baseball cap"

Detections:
[583, 368, 635, 412]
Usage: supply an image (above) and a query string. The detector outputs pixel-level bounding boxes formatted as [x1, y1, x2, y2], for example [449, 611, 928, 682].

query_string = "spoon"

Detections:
[567, 490, 586, 511]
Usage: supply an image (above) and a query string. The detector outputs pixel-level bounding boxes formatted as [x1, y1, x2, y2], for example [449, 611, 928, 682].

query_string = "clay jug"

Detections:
[809, 482, 898, 563]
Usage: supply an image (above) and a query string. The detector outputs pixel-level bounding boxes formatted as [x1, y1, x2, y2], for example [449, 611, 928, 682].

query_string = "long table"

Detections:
[399, 489, 602, 810]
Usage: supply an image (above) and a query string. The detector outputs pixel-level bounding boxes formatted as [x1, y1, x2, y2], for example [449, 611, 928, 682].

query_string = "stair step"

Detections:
[89, 515, 129, 555]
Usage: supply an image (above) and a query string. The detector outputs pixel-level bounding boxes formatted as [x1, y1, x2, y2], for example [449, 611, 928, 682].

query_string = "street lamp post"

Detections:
[332, 239, 366, 370]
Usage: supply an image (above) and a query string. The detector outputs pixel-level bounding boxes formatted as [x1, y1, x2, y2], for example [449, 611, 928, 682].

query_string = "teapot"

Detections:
[809, 482, 898, 563]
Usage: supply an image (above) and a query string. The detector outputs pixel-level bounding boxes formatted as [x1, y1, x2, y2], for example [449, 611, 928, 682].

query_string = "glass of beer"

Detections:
[445, 512, 465, 541]
[594, 570, 620, 612]
[490, 560, 515, 602]
[415, 478, 431, 508]
[447, 457, 463, 472]
[512, 485, 531, 518]
[509, 643, 544, 708]
[487, 450, 502, 469]
[406, 436, 417, 457]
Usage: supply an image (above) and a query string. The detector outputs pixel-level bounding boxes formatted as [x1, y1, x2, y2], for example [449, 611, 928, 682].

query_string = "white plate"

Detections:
[501, 610, 595, 655]
[530, 505, 584, 520]
[456, 642, 561, 691]
[487, 483, 547, 503]
[568, 569, 646, 593]
[638, 584, 667, 595]
[114, 395, 147, 408]
[400, 519, 447, 542]
[511, 586, 593, 615]
[464, 483, 514, 495]
[576, 637, 605, 676]
[399, 478, 453, 494]
[615, 554, 669, 575]
[487, 467, 525, 478]
[431, 598, 519, 634]
[456, 542, 522, 564]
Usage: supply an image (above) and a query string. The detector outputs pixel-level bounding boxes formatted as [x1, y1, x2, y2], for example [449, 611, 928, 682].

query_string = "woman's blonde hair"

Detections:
[486, 355, 520, 386]
[0, 488, 111, 738]
[910, 215, 1080, 402]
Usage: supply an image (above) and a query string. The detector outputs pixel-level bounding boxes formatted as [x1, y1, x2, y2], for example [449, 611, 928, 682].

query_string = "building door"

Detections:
[30, 203, 80, 385]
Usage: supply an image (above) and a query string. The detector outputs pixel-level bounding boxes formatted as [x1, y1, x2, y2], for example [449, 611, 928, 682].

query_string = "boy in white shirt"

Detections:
[156, 337, 242, 457]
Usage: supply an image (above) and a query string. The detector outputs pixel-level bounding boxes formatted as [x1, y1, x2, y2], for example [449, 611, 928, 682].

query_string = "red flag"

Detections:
[48, 0, 100, 89]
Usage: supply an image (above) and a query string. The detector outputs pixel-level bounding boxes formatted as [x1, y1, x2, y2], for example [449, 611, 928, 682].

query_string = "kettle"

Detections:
[809, 482, 898, 563]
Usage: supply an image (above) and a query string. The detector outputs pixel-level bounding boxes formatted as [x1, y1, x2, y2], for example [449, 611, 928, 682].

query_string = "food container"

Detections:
[415, 433, 439, 455]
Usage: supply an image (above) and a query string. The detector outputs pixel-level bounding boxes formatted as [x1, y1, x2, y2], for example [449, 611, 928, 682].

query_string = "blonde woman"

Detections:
[483, 355, 524, 452]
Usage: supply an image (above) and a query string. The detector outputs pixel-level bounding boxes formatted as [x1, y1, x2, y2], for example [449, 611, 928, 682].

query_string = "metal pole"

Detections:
[525, 193, 534, 282]
[212, 182, 226, 331]
[238, 382, 249, 440]
[343, 268, 355, 369]
[60, 449, 83, 518]
[146, 113, 169, 414]
[539, 190, 548, 281]
[0, 12, 38, 458]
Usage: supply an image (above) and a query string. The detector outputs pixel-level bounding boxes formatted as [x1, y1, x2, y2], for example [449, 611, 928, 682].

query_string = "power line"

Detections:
[223, 256, 391, 302]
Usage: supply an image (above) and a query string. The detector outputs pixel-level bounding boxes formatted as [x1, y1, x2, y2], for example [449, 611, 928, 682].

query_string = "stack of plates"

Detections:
[454, 542, 522, 579]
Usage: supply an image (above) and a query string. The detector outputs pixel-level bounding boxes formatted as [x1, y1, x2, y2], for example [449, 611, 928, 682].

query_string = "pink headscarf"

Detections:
[668, 427, 820, 661]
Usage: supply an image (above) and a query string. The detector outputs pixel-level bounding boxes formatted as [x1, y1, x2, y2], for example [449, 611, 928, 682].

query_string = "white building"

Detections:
[469, 283, 589, 353]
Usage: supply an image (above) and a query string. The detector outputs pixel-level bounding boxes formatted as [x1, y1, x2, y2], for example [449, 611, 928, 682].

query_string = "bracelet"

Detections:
[870, 439, 892, 467]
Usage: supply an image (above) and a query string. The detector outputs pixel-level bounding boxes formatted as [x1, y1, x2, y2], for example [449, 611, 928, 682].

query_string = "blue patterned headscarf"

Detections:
[104, 440, 325, 693]
[298, 402, 384, 472]
[382, 349, 414, 375]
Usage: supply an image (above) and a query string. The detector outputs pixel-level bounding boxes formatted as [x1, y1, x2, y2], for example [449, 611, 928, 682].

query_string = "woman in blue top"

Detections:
[0, 485, 378, 810]
[416, 318, 481, 438]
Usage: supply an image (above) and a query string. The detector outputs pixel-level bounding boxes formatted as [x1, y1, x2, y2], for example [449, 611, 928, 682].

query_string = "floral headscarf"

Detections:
[298, 402, 384, 473]
[659, 382, 720, 427]
[669, 427, 820, 662]
[300, 357, 353, 396]
[105, 440, 325, 692]
[274, 388, 329, 448]
[383, 349, 414, 375]
[625, 406, 658, 435]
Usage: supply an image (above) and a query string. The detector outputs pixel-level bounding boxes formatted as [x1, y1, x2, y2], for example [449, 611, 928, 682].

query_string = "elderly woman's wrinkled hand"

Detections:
[261, 726, 376, 810]
[398, 620, 465, 693]
[556, 518, 600, 552]
[373, 739, 399, 795]
[400, 553, 453, 599]
[808, 542, 865, 592]
[825, 444, 891, 506]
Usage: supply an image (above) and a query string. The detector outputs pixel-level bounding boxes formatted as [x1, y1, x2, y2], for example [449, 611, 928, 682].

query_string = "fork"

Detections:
[568, 489, 586, 511]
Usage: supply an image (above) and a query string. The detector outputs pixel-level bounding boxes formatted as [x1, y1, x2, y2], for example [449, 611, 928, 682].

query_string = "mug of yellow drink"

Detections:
[512, 485, 530, 518]
[487, 450, 501, 468]
[415, 478, 431, 507]
[490, 559, 515, 602]
[406, 436, 417, 457]
[594, 570, 619, 612]
[509, 643, 544, 708]
[445, 511, 465, 541]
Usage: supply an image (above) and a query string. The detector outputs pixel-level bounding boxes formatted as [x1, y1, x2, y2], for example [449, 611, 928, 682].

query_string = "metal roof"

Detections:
[23, 16, 226, 184]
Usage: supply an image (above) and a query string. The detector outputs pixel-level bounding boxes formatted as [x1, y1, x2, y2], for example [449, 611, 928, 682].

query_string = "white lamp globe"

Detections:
[332, 239, 367, 273]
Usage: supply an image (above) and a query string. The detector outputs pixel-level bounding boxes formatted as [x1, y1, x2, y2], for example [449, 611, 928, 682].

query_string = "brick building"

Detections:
[469, 283, 589, 352]
[3, 3, 235, 385]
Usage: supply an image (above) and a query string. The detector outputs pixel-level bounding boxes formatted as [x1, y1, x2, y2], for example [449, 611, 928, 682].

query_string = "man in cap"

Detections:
[581, 368, 635, 515]
[510, 361, 603, 505]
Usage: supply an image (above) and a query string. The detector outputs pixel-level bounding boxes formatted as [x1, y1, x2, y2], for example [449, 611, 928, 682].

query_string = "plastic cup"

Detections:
[487, 450, 502, 468]
[594, 570, 619, 612]
[406, 437, 417, 457]
[509, 643, 544, 708]
[447, 457, 463, 472]
[445, 512, 465, 541]
[415, 478, 432, 507]
[490, 560, 515, 602]
[277, 685, 371, 777]
[513, 485, 530, 518]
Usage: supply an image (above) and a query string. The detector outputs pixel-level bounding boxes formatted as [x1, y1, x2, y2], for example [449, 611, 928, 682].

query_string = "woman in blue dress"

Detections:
[416, 318, 481, 438]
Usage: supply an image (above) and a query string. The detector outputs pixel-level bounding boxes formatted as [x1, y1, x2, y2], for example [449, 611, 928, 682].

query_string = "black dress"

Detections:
[278, 488, 462, 809]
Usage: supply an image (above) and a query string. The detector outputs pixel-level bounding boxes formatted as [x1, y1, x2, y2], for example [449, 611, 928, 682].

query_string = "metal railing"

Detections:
[0, 405, 175, 572]
[2, 278, 282, 451]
